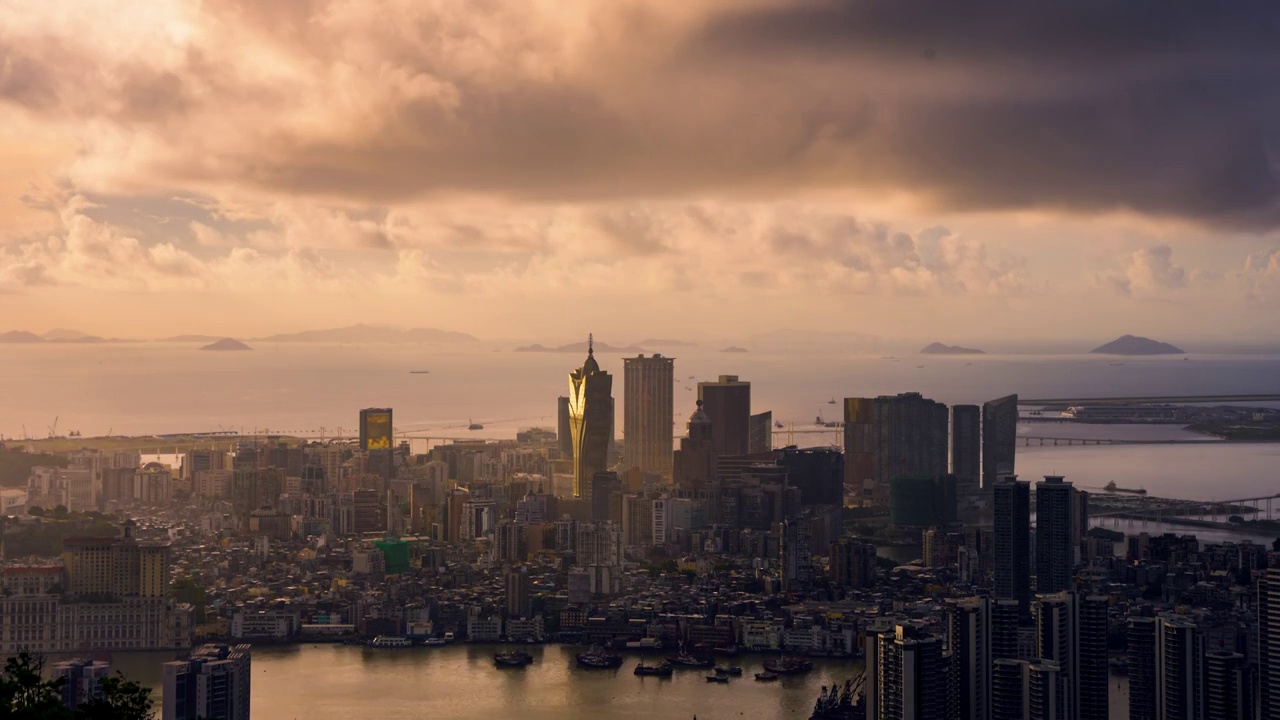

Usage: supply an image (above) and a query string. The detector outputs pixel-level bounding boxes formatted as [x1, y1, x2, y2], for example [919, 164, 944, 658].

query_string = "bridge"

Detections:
[1019, 394, 1280, 406]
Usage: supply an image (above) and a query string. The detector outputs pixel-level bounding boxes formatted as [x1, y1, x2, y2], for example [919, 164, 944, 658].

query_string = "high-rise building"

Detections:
[673, 401, 716, 489]
[569, 337, 614, 501]
[505, 567, 531, 619]
[51, 658, 111, 709]
[1262, 568, 1280, 720]
[950, 404, 981, 493]
[994, 477, 1032, 614]
[830, 538, 878, 589]
[1076, 595, 1110, 720]
[1205, 651, 1250, 720]
[162, 644, 251, 720]
[697, 375, 751, 457]
[1035, 476, 1075, 594]
[1026, 659, 1068, 720]
[557, 396, 573, 459]
[1157, 616, 1205, 720]
[620, 493, 652, 548]
[865, 618, 950, 720]
[982, 394, 1018, 488]
[1128, 617, 1158, 720]
[749, 411, 773, 454]
[991, 599, 1022, 662]
[591, 471, 622, 523]
[62, 520, 171, 599]
[946, 597, 990, 720]
[842, 392, 948, 501]
[623, 354, 674, 477]
[992, 658, 1027, 720]
[181, 449, 226, 481]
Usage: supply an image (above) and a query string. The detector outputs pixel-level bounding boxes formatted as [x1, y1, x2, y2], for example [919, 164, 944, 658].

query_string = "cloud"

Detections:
[1106, 245, 1191, 296]
[2, 0, 1280, 228]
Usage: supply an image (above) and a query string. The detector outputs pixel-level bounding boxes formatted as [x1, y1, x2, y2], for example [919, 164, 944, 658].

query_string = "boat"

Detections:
[409, 370, 430, 374]
[369, 636, 412, 648]
[755, 671, 779, 682]
[715, 666, 743, 676]
[667, 652, 714, 668]
[625, 638, 664, 651]
[576, 650, 624, 669]
[423, 638, 447, 647]
[827, 397, 836, 404]
[705, 675, 730, 683]
[763, 657, 814, 675]
[468, 420, 484, 430]
[494, 651, 534, 668]
[634, 660, 674, 677]
[1103, 480, 1147, 495]
[774, 421, 784, 429]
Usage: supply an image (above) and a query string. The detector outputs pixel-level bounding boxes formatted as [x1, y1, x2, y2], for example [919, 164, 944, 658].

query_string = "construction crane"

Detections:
[47, 417, 58, 438]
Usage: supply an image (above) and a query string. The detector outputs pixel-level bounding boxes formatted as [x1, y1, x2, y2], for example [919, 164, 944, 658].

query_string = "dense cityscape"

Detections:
[0, 339, 1274, 719]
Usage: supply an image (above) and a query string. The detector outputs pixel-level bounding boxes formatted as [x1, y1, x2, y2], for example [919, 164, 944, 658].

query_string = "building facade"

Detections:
[622, 354, 674, 477]
[697, 375, 751, 458]
[569, 338, 614, 501]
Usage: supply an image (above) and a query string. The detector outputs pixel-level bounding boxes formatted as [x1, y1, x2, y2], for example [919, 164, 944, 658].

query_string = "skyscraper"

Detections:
[1205, 651, 1250, 720]
[1026, 659, 1068, 720]
[1128, 617, 1158, 720]
[982, 394, 1018, 488]
[843, 392, 949, 501]
[865, 619, 950, 720]
[749, 411, 773, 454]
[1035, 476, 1075, 594]
[622, 354, 674, 476]
[994, 477, 1031, 615]
[951, 404, 981, 493]
[992, 659, 1027, 720]
[1076, 595, 1110, 720]
[1157, 616, 1205, 720]
[672, 400, 716, 489]
[162, 644, 251, 720]
[946, 597, 991, 720]
[697, 375, 750, 457]
[1263, 569, 1280, 720]
[505, 567, 531, 618]
[557, 396, 573, 459]
[569, 336, 613, 501]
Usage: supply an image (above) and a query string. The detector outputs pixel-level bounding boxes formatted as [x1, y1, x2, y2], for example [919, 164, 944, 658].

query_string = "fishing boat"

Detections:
[763, 656, 814, 675]
[667, 652, 713, 668]
[423, 638, 447, 647]
[634, 660, 674, 677]
[493, 651, 534, 668]
[369, 636, 412, 648]
[755, 671, 779, 682]
[705, 674, 730, 683]
[714, 666, 743, 676]
[576, 649, 624, 669]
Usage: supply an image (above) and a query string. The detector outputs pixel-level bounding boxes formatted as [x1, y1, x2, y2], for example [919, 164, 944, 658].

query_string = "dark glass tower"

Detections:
[982, 394, 1018, 488]
[994, 478, 1032, 615]
[951, 404, 981, 492]
[697, 375, 751, 457]
[569, 336, 613, 501]
[1035, 476, 1075, 594]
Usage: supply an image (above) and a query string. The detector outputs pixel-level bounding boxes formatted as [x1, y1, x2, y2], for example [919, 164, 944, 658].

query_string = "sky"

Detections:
[1, 0, 1279, 345]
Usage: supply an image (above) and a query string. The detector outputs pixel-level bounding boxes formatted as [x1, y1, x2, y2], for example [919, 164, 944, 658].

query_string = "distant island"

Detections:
[0, 330, 44, 343]
[1090, 335, 1185, 356]
[720, 346, 748, 353]
[515, 341, 645, 354]
[0, 329, 114, 343]
[920, 342, 985, 355]
[200, 338, 252, 352]
[162, 334, 225, 343]
[252, 323, 477, 344]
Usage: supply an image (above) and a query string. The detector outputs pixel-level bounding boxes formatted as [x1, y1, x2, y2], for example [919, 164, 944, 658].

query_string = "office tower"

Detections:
[992, 659, 1027, 720]
[673, 400, 716, 488]
[991, 599, 1022, 661]
[1026, 660, 1068, 720]
[777, 447, 844, 506]
[994, 477, 1032, 614]
[697, 375, 751, 457]
[162, 644, 252, 720]
[946, 597, 990, 720]
[1034, 594, 1072, 675]
[982, 394, 1018, 488]
[843, 392, 948, 501]
[621, 493, 652, 547]
[749, 411, 773, 454]
[51, 658, 110, 708]
[591, 471, 621, 523]
[62, 520, 171, 598]
[494, 521, 527, 563]
[1157, 616, 1205, 720]
[1205, 651, 1249, 720]
[182, 449, 226, 481]
[865, 619, 950, 720]
[352, 488, 386, 534]
[569, 337, 614, 500]
[557, 396, 573, 459]
[951, 404, 981, 493]
[359, 407, 394, 492]
[1129, 617, 1158, 720]
[888, 475, 957, 528]
[1262, 568, 1280, 720]
[1076, 595, 1110, 720]
[623, 354, 674, 476]
[505, 567, 531, 618]
[1074, 489, 1090, 564]
[830, 538, 878, 589]
[1036, 476, 1075, 593]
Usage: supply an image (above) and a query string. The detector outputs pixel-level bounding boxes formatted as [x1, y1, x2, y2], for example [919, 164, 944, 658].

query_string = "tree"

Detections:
[73, 674, 154, 720]
[0, 652, 72, 719]
[52, 505, 68, 519]
[27, 506, 44, 517]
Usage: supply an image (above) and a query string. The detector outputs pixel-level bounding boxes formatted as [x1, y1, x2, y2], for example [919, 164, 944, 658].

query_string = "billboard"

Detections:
[360, 408, 393, 451]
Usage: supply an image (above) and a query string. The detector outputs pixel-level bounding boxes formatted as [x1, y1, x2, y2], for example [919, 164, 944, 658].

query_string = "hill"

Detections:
[515, 341, 645, 353]
[162, 334, 224, 342]
[921, 342, 985, 355]
[720, 346, 748, 353]
[635, 338, 697, 347]
[1090, 335, 1185, 355]
[0, 330, 45, 343]
[255, 324, 477, 343]
[200, 338, 253, 351]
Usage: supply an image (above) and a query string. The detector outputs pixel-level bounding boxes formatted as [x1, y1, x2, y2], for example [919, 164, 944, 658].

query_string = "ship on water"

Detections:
[493, 651, 534, 668]
[633, 659, 673, 677]
[763, 656, 814, 675]
[667, 652, 713, 668]
[576, 649, 623, 669]
[1104, 480, 1147, 495]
